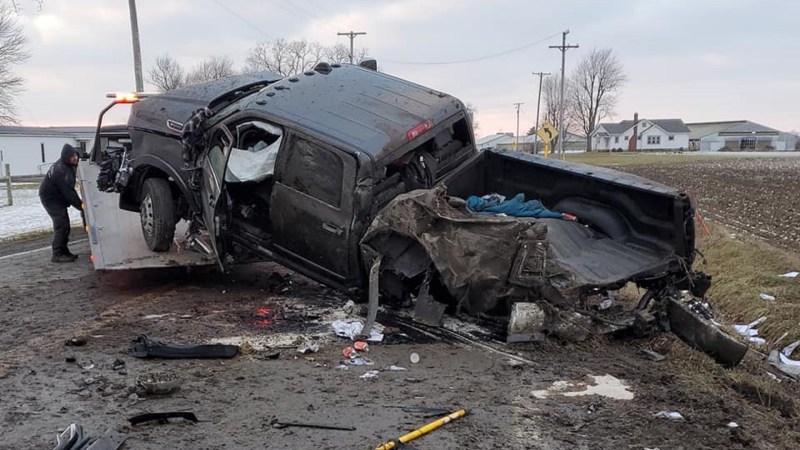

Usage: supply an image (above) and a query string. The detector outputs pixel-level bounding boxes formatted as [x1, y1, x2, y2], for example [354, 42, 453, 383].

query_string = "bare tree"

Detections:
[568, 48, 626, 151]
[464, 103, 478, 132]
[146, 54, 185, 92]
[245, 39, 366, 77]
[0, 4, 29, 124]
[7, 0, 42, 13]
[185, 56, 236, 85]
[539, 72, 573, 149]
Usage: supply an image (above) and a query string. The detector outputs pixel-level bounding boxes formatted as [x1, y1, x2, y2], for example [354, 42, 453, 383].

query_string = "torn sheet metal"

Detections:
[361, 186, 678, 314]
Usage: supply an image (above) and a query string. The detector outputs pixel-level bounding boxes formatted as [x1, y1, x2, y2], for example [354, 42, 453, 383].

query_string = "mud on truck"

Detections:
[89, 61, 745, 366]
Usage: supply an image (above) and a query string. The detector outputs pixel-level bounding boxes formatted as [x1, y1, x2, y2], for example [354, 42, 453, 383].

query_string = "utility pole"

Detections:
[128, 0, 144, 92]
[337, 31, 367, 64]
[513, 102, 524, 151]
[549, 30, 578, 159]
[532, 71, 550, 154]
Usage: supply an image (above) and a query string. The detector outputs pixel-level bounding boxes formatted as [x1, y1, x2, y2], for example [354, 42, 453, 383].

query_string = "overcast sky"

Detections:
[11, 0, 800, 136]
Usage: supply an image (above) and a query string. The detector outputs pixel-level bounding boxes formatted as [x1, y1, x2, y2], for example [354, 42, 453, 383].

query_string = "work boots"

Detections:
[52, 253, 77, 263]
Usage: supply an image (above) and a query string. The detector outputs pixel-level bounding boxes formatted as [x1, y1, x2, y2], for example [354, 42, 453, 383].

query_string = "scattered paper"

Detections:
[297, 340, 320, 354]
[385, 365, 408, 372]
[733, 317, 768, 345]
[654, 411, 684, 421]
[759, 293, 776, 302]
[778, 271, 799, 278]
[359, 370, 380, 380]
[331, 320, 384, 342]
[727, 422, 739, 428]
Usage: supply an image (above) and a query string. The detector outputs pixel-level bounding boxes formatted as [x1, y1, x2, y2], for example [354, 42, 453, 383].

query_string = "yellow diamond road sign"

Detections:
[536, 123, 558, 144]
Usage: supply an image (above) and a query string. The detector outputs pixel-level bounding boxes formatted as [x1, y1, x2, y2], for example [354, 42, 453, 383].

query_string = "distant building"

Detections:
[476, 131, 587, 153]
[591, 118, 690, 151]
[687, 120, 798, 152]
[0, 126, 95, 177]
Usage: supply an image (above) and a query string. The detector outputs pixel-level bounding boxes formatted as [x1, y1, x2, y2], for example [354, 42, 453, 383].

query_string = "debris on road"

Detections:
[53, 423, 127, 450]
[129, 335, 239, 359]
[778, 271, 799, 278]
[64, 336, 88, 347]
[135, 371, 181, 395]
[654, 411, 685, 421]
[297, 340, 320, 354]
[727, 422, 740, 428]
[128, 412, 199, 426]
[375, 409, 468, 450]
[270, 418, 356, 431]
[409, 352, 420, 364]
[331, 319, 384, 342]
[111, 359, 125, 371]
[385, 365, 408, 372]
[360, 370, 380, 380]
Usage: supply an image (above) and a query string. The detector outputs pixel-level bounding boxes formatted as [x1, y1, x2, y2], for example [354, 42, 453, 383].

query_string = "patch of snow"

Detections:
[0, 189, 82, 240]
[531, 374, 634, 400]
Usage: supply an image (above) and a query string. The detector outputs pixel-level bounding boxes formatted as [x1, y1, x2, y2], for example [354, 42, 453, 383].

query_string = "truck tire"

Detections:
[140, 178, 176, 252]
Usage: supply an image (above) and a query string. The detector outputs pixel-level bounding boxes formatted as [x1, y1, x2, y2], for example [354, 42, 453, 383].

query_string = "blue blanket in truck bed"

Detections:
[466, 193, 570, 220]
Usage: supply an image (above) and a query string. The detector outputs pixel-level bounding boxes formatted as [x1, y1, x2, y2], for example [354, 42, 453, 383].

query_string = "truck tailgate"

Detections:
[78, 161, 214, 270]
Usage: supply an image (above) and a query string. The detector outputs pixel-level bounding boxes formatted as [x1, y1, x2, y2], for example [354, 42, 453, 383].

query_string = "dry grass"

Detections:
[697, 222, 800, 345]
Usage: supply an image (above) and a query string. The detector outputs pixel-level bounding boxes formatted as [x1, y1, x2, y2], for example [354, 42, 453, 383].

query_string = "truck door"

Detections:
[200, 125, 234, 270]
[269, 133, 357, 282]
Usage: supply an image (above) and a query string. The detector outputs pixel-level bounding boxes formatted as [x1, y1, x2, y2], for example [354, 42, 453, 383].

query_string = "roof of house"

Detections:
[479, 131, 587, 147]
[476, 132, 513, 147]
[595, 119, 690, 136]
[686, 120, 780, 139]
[0, 125, 96, 138]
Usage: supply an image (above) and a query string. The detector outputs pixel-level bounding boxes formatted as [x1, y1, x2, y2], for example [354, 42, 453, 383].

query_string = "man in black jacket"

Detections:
[39, 144, 83, 262]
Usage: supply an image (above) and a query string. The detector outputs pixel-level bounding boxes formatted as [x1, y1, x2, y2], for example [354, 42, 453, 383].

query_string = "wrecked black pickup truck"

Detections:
[93, 61, 745, 365]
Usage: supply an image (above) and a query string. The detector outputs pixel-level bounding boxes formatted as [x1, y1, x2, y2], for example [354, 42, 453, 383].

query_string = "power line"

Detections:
[513, 102, 524, 151]
[212, 0, 274, 40]
[549, 30, 578, 159]
[382, 32, 561, 66]
[337, 31, 367, 64]
[532, 71, 550, 154]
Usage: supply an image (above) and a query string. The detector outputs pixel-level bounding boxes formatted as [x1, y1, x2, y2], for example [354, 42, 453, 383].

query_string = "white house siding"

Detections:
[638, 127, 689, 151]
[0, 135, 88, 177]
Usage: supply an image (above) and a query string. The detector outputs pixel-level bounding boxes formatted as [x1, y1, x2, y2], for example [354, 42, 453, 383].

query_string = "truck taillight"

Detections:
[406, 120, 434, 141]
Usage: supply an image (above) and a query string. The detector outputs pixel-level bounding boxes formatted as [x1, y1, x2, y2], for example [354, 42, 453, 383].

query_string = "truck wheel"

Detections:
[140, 178, 176, 252]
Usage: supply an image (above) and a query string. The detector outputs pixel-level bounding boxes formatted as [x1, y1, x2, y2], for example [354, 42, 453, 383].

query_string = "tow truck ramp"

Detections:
[78, 161, 214, 270]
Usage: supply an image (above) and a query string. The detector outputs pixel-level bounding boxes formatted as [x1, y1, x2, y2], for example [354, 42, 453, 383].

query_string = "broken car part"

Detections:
[129, 335, 239, 359]
[53, 424, 126, 450]
[128, 412, 199, 426]
[135, 371, 181, 395]
[270, 419, 356, 431]
[375, 409, 469, 450]
[666, 295, 748, 367]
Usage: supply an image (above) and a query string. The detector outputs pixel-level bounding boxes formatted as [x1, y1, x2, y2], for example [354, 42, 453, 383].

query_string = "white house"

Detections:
[591, 118, 690, 151]
[0, 126, 95, 177]
[687, 120, 798, 152]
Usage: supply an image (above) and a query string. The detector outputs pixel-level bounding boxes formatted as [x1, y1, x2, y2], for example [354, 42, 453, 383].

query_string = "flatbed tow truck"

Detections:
[78, 93, 213, 270]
